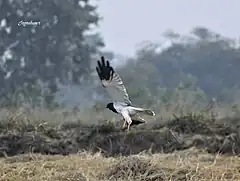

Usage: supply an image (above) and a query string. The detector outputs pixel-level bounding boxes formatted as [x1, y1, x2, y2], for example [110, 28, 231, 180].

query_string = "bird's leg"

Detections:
[127, 123, 130, 131]
[127, 120, 132, 131]
[121, 118, 131, 131]
[121, 118, 127, 130]
[122, 120, 126, 129]
[121, 112, 132, 131]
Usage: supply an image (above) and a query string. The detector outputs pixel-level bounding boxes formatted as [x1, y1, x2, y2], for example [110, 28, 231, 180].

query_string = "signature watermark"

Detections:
[18, 20, 40, 27]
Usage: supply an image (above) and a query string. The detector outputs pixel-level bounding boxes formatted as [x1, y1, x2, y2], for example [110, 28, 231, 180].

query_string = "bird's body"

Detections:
[107, 102, 155, 129]
[96, 56, 155, 130]
[106, 102, 129, 114]
[107, 102, 155, 117]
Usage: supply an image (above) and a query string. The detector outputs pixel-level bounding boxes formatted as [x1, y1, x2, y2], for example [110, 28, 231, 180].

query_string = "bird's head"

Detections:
[106, 102, 119, 114]
[106, 102, 114, 109]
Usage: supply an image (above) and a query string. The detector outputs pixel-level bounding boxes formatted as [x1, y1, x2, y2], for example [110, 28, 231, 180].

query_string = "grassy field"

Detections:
[0, 108, 240, 180]
[1, 149, 240, 181]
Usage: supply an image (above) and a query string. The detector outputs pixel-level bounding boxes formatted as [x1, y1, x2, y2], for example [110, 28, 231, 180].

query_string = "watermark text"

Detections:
[18, 20, 40, 27]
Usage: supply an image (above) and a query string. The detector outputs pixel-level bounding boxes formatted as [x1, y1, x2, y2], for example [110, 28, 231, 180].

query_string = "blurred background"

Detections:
[0, 0, 240, 124]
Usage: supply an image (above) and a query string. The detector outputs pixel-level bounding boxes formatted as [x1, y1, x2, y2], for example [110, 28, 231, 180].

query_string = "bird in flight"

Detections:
[96, 56, 155, 131]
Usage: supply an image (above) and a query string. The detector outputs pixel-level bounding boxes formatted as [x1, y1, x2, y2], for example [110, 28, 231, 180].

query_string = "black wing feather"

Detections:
[96, 56, 115, 81]
[96, 56, 132, 105]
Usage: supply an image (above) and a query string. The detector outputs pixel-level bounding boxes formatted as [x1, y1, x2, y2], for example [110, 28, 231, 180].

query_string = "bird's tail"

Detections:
[130, 107, 155, 116]
[143, 109, 155, 116]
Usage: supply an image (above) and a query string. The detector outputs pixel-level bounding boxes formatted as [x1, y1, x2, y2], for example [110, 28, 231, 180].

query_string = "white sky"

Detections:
[95, 0, 239, 56]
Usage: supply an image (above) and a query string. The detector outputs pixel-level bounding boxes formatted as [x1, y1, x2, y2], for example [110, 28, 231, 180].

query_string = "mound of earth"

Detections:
[0, 116, 239, 157]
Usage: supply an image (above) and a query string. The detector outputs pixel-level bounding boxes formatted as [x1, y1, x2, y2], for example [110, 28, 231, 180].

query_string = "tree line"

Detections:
[0, 0, 239, 109]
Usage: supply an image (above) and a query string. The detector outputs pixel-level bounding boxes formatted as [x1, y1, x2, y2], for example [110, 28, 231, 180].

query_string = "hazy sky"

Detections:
[95, 0, 239, 56]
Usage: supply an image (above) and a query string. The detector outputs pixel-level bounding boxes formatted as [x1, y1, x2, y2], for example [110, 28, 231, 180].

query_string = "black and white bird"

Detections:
[96, 56, 155, 130]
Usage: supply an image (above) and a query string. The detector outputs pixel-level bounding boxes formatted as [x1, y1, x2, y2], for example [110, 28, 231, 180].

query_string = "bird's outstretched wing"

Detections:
[96, 56, 132, 105]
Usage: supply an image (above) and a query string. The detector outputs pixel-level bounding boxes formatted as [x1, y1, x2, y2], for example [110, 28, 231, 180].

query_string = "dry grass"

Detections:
[0, 104, 239, 181]
[0, 100, 238, 127]
[0, 148, 240, 181]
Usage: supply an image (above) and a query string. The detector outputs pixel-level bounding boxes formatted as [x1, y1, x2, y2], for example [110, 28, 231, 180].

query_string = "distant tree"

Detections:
[0, 0, 104, 107]
[118, 26, 240, 106]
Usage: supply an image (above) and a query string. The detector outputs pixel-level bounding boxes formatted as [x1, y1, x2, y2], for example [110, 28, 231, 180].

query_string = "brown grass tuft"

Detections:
[1, 150, 240, 181]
